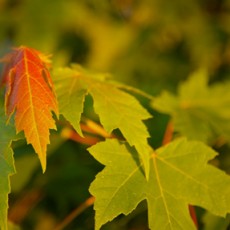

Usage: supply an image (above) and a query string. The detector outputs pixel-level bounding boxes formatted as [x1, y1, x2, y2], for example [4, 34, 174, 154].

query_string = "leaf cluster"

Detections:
[0, 1, 230, 229]
[0, 48, 230, 230]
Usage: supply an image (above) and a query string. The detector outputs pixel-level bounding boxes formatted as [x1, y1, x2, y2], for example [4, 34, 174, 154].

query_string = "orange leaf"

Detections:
[1, 46, 58, 172]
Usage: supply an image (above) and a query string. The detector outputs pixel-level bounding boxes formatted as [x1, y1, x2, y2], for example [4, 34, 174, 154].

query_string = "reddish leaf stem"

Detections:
[162, 120, 174, 145]
[61, 127, 100, 145]
[8, 190, 43, 224]
[82, 118, 114, 138]
[53, 196, 95, 230]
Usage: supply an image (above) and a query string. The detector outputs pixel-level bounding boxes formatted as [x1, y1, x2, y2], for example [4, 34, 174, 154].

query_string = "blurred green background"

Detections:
[1, 0, 230, 229]
[1, 0, 230, 92]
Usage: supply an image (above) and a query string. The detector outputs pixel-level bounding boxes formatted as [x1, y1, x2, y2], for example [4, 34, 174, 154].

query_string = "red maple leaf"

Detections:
[1, 46, 58, 172]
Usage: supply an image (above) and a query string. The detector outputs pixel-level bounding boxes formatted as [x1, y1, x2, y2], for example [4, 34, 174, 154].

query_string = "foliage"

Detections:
[0, 97, 19, 230]
[53, 65, 151, 177]
[0, 1, 230, 230]
[1, 46, 58, 172]
[152, 69, 230, 144]
[89, 138, 230, 230]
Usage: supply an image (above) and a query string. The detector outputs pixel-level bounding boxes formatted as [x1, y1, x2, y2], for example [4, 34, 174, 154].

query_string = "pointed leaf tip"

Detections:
[53, 66, 151, 177]
[89, 138, 230, 229]
[1, 46, 58, 171]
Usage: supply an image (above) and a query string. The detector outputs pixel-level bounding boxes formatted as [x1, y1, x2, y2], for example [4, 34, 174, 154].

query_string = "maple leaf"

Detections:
[88, 138, 230, 230]
[0, 97, 18, 230]
[151, 69, 230, 144]
[53, 67, 87, 137]
[53, 65, 151, 177]
[1, 46, 58, 172]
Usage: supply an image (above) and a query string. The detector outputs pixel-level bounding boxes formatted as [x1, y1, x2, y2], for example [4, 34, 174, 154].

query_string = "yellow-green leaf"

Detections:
[152, 69, 230, 143]
[88, 138, 230, 230]
[0, 99, 17, 230]
[53, 65, 151, 177]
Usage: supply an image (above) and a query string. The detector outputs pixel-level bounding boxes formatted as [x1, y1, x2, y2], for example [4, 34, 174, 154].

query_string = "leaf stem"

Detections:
[115, 83, 155, 100]
[82, 118, 113, 138]
[162, 120, 174, 145]
[8, 190, 43, 224]
[61, 127, 100, 145]
[53, 196, 95, 230]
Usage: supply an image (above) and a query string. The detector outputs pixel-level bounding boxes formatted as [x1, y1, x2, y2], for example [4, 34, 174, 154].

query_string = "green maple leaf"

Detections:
[53, 66, 88, 136]
[151, 69, 230, 143]
[0, 100, 17, 230]
[88, 138, 230, 230]
[53, 65, 151, 177]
